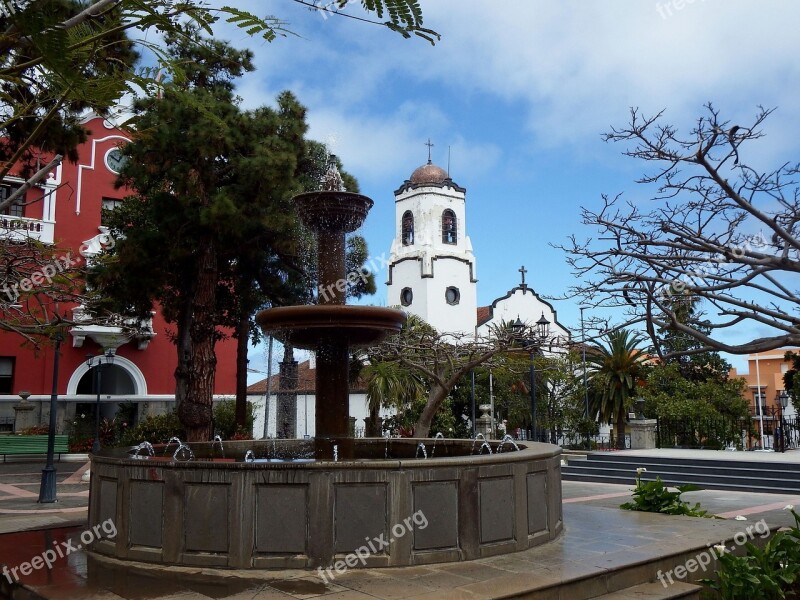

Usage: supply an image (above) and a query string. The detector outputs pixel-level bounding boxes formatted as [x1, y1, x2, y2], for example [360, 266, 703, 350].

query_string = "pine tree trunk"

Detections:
[235, 312, 249, 430]
[179, 239, 218, 442]
[174, 294, 193, 419]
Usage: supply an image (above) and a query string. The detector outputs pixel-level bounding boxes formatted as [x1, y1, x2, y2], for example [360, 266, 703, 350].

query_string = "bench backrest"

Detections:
[0, 434, 70, 452]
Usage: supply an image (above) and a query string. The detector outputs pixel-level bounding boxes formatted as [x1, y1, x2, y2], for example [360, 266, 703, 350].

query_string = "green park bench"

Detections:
[0, 434, 70, 462]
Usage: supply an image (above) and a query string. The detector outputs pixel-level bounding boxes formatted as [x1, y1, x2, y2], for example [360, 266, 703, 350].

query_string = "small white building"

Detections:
[247, 357, 393, 439]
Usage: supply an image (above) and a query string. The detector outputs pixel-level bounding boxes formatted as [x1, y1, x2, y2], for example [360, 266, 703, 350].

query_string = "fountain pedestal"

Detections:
[256, 171, 406, 456]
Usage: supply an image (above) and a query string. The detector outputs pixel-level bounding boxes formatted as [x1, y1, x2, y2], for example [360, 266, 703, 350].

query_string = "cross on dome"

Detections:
[425, 139, 434, 164]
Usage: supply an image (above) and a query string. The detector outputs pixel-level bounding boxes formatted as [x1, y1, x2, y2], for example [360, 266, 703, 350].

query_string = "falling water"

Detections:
[173, 443, 194, 462]
[471, 433, 487, 455]
[384, 431, 391, 459]
[478, 441, 493, 455]
[431, 432, 445, 457]
[245, 450, 255, 463]
[213, 435, 225, 458]
[164, 437, 181, 456]
[333, 444, 339, 462]
[130, 442, 154, 457]
[497, 434, 520, 453]
[416, 442, 428, 459]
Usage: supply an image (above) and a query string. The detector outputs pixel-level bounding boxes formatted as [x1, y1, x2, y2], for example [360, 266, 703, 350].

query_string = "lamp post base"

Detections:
[38, 466, 58, 503]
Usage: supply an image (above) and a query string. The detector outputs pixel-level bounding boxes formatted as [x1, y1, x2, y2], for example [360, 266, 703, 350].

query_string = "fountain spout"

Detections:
[497, 435, 520, 453]
[212, 435, 224, 458]
[471, 433, 487, 455]
[173, 443, 194, 462]
[130, 442, 154, 458]
[416, 442, 428, 459]
[164, 437, 181, 456]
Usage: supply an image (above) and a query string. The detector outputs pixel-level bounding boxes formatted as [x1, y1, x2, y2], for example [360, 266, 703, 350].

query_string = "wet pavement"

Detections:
[0, 453, 798, 599]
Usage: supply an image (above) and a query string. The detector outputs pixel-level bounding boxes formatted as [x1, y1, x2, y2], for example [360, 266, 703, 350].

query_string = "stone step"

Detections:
[561, 453, 800, 494]
[584, 453, 800, 472]
[562, 464, 800, 490]
[590, 580, 701, 599]
[561, 471, 800, 495]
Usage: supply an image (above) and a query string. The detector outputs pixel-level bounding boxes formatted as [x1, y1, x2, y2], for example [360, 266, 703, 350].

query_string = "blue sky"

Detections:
[215, 0, 800, 378]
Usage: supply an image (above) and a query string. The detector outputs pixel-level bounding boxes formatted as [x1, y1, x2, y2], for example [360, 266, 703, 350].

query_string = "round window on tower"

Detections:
[445, 286, 460, 305]
[400, 287, 413, 306]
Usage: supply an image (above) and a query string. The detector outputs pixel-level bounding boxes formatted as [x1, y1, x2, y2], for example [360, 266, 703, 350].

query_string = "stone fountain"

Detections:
[255, 157, 406, 458]
[87, 158, 563, 571]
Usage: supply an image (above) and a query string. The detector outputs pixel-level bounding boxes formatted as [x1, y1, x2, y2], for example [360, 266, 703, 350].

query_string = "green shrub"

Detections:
[118, 411, 185, 446]
[620, 470, 714, 517]
[213, 399, 255, 440]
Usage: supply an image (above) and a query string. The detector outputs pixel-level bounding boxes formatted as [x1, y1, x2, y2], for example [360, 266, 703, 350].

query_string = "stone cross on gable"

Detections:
[519, 265, 528, 288]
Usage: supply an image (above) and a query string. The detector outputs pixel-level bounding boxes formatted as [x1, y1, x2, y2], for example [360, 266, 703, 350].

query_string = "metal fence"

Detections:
[549, 431, 631, 451]
[657, 411, 800, 452]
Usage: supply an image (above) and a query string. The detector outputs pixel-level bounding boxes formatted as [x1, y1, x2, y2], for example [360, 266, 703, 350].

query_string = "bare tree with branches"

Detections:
[557, 104, 800, 357]
[0, 237, 139, 344]
[367, 315, 544, 437]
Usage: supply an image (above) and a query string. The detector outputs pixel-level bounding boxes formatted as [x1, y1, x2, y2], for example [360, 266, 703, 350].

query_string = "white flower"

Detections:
[714, 544, 726, 555]
[80, 413, 86, 418]
[734, 515, 747, 521]
[784, 504, 795, 511]
[636, 467, 647, 475]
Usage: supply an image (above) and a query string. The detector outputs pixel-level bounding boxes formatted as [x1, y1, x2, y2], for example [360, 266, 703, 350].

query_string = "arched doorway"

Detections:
[70, 359, 145, 426]
[77, 364, 136, 395]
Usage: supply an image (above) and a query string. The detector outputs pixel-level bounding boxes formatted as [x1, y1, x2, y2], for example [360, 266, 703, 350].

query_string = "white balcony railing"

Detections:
[0, 216, 55, 244]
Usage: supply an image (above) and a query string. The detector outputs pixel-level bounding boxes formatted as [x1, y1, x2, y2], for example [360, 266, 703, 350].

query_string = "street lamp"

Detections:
[513, 313, 551, 443]
[778, 391, 790, 453]
[580, 306, 590, 450]
[86, 349, 115, 454]
[38, 331, 63, 503]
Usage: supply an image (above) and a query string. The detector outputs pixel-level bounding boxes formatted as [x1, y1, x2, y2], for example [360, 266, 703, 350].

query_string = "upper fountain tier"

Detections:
[293, 191, 373, 235]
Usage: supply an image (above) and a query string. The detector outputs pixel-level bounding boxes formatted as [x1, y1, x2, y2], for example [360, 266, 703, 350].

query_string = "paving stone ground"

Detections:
[0, 451, 798, 599]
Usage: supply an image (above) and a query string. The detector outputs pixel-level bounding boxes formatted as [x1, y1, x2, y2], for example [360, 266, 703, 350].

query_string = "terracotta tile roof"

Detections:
[246, 359, 368, 394]
[477, 306, 492, 326]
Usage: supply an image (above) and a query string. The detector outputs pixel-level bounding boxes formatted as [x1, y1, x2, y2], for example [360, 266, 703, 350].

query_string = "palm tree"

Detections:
[362, 361, 427, 436]
[586, 329, 649, 449]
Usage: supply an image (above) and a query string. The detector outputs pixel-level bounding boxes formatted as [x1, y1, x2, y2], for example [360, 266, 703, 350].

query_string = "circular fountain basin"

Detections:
[294, 191, 374, 232]
[88, 439, 562, 569]
[255, 305, 406, 349]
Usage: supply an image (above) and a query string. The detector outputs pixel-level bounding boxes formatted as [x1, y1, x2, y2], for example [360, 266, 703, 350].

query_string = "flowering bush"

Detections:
[18, 425, 50, 435]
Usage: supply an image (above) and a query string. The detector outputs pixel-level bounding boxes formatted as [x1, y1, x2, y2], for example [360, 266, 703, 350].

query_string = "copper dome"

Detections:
[409, 162, 449, 184]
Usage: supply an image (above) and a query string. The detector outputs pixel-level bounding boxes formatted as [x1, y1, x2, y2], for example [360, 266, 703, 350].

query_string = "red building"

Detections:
[0, 115, 237, 433]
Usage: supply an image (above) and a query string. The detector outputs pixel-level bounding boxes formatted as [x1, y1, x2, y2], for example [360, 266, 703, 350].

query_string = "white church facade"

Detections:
[386, 160, 569, 345]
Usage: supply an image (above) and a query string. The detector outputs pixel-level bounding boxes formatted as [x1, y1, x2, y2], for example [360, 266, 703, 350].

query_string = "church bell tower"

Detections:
[386, 156, 477, 335]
